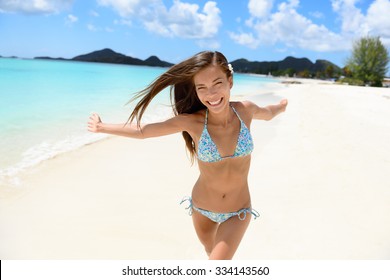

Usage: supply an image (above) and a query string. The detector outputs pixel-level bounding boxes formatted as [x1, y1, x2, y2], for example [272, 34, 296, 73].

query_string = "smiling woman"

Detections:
[88, 51, 287, 259]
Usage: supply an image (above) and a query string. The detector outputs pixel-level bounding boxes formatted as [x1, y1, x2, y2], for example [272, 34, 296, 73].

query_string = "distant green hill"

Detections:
[35, 48, 173, 68]
[231, 56, 341, 76]
[72, 48, 173, 67]
[33, 49, 340, 76]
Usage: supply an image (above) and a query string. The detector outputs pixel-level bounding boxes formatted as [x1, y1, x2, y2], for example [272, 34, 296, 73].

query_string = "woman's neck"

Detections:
[208, 103, 234, 128]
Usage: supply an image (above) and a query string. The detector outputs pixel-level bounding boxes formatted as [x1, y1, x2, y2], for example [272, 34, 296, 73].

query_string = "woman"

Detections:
[88, 51, 288, 259]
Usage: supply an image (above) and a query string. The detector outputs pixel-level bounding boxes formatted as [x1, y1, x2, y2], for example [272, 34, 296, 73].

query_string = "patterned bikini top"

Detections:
[197, 105, 254, 163]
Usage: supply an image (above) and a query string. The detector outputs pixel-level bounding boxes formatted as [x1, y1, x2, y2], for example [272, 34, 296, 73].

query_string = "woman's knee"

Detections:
[197, 231, 215, 254]
[208, 241, 233, 260]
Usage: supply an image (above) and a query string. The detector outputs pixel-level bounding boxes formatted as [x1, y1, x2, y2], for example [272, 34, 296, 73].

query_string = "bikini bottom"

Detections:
[180, 196, 259, 224]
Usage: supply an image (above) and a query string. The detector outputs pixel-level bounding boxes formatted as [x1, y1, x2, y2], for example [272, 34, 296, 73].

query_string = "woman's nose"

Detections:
[207, 86, 217, 95]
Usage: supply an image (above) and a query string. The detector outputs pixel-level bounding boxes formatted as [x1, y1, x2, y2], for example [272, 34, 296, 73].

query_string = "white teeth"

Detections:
[208, 98, 222, 106]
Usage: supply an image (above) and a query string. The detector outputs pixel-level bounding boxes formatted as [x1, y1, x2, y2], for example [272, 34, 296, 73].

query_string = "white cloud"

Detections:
[309, 11, 324, 19]
[0, 0, 73, 14]
[331, 0, 367, 34]
[97, 0, 221, 40]
[90, 10, 99, 17]
[231, 0, 390, 52]
[97, 0, 155, 17]
[114, 19, 132, 27]
[331, 0, 390, 46]
[87, 24, 98, 31]
[231, 0, 347, 51]
[248, 0, 274, 18]
[366, 0, 390, 37]
[229, 32, 259, 49]
[259, 2, 347, 51]
[67, 14, 78, 23]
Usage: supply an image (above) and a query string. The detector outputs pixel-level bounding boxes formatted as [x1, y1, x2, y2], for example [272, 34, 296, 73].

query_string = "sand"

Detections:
[1, 79, 389, 259]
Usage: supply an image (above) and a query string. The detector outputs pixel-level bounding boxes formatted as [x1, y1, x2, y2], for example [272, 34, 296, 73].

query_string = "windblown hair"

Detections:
[127, 51, 232, 162]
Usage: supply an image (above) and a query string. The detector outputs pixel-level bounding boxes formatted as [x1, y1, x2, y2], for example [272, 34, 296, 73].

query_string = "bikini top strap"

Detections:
[230, 105, 243, 123]
[204, 109, 209, 127]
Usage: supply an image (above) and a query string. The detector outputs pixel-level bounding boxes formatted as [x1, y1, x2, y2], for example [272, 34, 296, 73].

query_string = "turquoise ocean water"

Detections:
[0, 58, 276, 187]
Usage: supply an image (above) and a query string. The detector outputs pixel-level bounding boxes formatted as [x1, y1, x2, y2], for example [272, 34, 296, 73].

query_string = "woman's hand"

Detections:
[279, 99, 288, 113]
[88, 113, 102, 133]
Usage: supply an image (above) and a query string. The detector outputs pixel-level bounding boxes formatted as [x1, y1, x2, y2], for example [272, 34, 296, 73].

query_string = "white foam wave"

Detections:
[0, 103, 174, 188]
[0, 133, 107, 187]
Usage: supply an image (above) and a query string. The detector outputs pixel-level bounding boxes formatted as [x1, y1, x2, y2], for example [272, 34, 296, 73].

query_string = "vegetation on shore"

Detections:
[231, 36, 389, 88]
[230, 56, 341, 80]
[341, 36, 389, 87]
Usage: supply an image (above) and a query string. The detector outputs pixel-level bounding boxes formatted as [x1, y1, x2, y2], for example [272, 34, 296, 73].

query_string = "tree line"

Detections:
[273, 36, 389, 87]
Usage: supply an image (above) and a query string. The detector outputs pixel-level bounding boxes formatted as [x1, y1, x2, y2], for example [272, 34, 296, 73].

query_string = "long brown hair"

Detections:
[127, 51, 232, 162]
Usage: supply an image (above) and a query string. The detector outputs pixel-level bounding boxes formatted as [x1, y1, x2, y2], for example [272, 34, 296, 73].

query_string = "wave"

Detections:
[0, 133, 107, 187]
[0, 104, 173, 188]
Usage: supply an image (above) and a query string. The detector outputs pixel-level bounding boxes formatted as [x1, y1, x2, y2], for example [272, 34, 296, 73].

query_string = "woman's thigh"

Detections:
[209, 214, 251, 260]
[191, 211, 219, 254]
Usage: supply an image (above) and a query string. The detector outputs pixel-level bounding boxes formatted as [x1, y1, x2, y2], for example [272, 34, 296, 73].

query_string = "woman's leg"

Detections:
[208, 214, 251, 260]
[192, 211, 219, 256]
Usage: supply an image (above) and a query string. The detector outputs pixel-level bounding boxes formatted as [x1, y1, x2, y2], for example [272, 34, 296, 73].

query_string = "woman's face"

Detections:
[193, 64, 233, 113]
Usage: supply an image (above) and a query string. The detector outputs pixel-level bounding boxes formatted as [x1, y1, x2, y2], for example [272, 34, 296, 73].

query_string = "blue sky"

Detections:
[1, 0, 389, 67]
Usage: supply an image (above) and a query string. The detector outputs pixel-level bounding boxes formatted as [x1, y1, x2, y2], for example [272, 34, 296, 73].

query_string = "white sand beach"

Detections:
[1, 80, 390, 259]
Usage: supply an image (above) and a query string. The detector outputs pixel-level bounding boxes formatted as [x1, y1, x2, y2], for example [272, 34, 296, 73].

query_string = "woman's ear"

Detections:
[228, 76, 233, 89]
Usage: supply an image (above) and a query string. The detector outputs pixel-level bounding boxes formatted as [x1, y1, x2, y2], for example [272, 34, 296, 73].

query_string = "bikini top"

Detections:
[197, 105, 254, 163]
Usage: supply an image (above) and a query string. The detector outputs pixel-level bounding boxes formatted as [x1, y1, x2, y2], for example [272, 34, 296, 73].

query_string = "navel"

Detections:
[222, 194, 226, 199]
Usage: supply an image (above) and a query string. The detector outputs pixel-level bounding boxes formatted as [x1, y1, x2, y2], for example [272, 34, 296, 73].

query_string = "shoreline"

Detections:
[1, 80, 390, 259]
[0, 58, 277, 190]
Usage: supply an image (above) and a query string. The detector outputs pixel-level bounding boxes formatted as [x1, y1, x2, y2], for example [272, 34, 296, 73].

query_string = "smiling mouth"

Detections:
[207, 98, 223, 106]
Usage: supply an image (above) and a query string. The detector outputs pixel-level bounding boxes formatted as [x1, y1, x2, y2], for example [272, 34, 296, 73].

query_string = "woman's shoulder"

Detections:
[173, 110, 205, 132]
[231, 100, 257, 115]
[231, 100, 256, 109]
[230, 101, 261, 125]
[177, 109, 205, 122]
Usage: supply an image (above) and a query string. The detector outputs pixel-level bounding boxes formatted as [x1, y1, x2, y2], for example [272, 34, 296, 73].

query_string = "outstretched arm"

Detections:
[247, 99, 288, 121]
[87, 113, 188, 139]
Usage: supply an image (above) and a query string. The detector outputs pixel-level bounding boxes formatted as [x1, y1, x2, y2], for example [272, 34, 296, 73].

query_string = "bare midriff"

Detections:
[192, 155, 252, 213]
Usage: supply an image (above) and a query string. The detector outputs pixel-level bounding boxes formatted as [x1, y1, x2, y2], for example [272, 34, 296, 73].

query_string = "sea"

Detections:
[0, 58, 276, 187]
